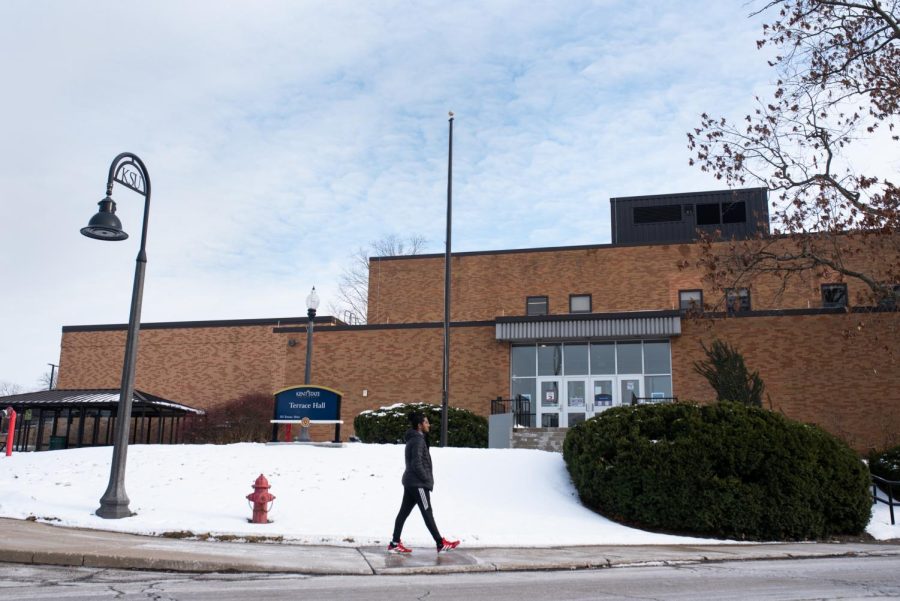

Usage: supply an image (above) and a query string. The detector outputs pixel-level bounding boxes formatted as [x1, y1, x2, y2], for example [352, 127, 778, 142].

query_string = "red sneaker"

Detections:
[437, 538, 460, 552]
[388, 541, 412, 554]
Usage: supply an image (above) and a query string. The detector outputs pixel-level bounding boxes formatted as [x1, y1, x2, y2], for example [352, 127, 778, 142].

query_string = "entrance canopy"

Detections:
[0, 388, 204, 452]
[495, 310, 682, 342]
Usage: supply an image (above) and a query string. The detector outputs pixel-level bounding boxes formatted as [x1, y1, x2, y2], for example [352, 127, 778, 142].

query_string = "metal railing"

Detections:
[872, 475, 899, 526]
[490, 395, 535, 428]
[632, 396, 678, 405]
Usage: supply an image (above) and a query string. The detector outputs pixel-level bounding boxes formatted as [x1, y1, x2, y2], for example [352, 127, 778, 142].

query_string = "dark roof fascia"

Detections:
[692, 306, 898, 319]
[496, 310, 681, 324]
[369, 238, 705, 262]
[610, 186, 767, 204]
[274, 320, 496, 334]
[63, 316, 343, 333]
[369, 227, 890, 263]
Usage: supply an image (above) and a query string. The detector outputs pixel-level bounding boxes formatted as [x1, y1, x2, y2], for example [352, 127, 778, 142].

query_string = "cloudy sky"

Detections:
[0, 1, 774, 390]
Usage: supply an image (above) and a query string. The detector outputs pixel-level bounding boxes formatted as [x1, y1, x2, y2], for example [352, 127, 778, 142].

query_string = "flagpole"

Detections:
[441, 111, 454, 447]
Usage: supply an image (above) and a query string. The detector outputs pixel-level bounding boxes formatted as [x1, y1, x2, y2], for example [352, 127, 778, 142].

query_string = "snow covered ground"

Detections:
[0, 443, 896, 547]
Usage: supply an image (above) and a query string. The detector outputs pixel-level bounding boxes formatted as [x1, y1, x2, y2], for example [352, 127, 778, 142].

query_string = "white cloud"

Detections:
[0, 0, 779, 388]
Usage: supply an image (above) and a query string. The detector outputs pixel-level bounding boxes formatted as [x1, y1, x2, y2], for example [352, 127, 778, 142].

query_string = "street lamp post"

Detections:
[296, 287, 319, 443]
[47, 363, 58, 390]
[81, 152, 152, 519]
[304, 287, 319, 385]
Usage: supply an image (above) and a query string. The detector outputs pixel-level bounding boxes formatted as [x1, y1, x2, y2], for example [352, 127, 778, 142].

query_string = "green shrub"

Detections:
[693, 339, 765, 406]
[563, 402, 870, 540]
[353, 402, 487, 448]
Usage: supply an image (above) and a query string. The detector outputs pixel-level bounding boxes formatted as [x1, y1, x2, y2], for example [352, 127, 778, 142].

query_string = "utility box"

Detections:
[610, 187, 769, 245]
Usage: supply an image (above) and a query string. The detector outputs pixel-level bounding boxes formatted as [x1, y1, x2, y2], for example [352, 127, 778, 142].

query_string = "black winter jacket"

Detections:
[401, 428, 434, 490]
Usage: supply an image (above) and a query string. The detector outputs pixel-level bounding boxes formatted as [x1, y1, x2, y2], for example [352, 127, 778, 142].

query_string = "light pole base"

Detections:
[96, 497, 134, 519]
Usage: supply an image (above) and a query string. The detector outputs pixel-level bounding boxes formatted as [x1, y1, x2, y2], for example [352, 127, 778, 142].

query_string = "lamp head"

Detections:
[81, 196, 128, 241]
[306, 286, 320, 311]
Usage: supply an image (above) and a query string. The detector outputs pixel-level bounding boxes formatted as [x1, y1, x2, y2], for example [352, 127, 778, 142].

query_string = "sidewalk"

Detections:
[2, 518, 899, 575]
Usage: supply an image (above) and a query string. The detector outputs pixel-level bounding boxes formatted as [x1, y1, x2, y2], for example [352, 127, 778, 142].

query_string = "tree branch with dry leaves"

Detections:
[688, 0, 900, 305]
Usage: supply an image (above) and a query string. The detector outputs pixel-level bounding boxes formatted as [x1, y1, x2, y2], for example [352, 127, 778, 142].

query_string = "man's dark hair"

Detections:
[408, 412, 426, 428]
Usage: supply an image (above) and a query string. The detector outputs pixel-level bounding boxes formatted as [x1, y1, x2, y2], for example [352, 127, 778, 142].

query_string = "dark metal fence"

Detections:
[872, 475, 898, 526]
[490, 395, 535, 427]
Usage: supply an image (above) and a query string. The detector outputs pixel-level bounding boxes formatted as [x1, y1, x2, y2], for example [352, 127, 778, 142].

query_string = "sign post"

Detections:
[271, 386, 343, 444]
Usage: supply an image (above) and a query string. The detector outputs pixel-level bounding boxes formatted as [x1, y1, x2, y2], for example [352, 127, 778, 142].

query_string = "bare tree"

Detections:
[688, 0, 900, 306]
[332, 234, 428, 323]
[0, 381, 23, 397]
[37, 370, 57, 391]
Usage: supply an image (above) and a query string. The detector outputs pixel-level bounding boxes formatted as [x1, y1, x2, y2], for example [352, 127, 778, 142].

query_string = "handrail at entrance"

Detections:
[872, 474, 899, 526]
[632, 396, 678, 405]
[490, 395, 534, 428]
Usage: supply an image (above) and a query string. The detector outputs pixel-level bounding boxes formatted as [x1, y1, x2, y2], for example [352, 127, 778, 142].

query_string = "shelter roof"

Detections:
[0, 389, 204, 415]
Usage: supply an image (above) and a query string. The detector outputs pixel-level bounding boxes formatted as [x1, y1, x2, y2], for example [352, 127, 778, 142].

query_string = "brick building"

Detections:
[56, 188, 900, 451]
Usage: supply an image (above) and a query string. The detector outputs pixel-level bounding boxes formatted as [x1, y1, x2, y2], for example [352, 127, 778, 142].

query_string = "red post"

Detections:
[4, 407, 16, 457]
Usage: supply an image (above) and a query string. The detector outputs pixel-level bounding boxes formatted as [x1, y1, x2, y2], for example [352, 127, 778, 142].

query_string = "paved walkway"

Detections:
[1, 518, 898, 575]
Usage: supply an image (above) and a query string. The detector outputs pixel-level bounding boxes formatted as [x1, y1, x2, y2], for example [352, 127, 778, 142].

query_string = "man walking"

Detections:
[388, 412, 460, 554]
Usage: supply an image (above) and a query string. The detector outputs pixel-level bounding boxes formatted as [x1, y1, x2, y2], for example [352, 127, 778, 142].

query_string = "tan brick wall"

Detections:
[58, 325, 285, 410]
[673, 311, 900, 452]
[56, 232, 898, 451]
[57, 312, 899, 451]
[369, 237, 893, 323]
[279, 325, 508, 427]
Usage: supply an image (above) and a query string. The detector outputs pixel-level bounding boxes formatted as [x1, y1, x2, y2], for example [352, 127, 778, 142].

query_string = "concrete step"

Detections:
[511, 427, 567, 452]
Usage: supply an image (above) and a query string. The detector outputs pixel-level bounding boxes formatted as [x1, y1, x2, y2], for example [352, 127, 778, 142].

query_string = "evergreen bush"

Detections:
[353, 402, 487, 448]
[563, 402, 870, 540]
[693, 339, 765, 406]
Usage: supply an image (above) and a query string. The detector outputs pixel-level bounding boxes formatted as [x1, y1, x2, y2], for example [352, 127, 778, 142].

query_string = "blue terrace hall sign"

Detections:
[271, 385, 343, 443]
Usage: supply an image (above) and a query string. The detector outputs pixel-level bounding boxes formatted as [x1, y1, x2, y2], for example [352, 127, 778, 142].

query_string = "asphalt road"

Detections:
[2, 555, 899, 600]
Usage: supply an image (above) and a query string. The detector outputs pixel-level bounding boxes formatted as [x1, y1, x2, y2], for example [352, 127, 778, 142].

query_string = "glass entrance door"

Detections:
[589, 378, 615, 417]
[563, 378, 587, 427]
[537, 378, 561, 427]
[620, 377, 641, 406]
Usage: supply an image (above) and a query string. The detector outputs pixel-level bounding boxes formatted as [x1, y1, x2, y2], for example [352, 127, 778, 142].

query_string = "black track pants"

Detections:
[392, 486, 441, 545]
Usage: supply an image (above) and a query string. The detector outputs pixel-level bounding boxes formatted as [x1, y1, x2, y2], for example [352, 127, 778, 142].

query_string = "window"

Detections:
[537, 344, 562, 376]
[696, 203, 721, 225]
[679, 289, 703, 312]
[696, 201, 746, 225]
[721, 201, 747, 224]
[877, 284, 900, 308]
[821, 283, 848, 308]
[725, 288, 751, 313]
[563, 344, 589, 375]
[634, 205, 682, 224]
[616, 342, 642, 373]
[526, 296, 548, 316]
[590, 342, 615, 374]
[569, 294, 591, 313]
[511, 345, 536, 377]
[643, 340, 671, 374]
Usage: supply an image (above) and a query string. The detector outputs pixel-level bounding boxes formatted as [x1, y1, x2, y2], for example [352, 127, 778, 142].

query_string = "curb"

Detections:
[2, 518, 899, 576]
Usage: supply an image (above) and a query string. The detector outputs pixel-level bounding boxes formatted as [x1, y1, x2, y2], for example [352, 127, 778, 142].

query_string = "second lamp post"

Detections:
[304, 286, 319, 385]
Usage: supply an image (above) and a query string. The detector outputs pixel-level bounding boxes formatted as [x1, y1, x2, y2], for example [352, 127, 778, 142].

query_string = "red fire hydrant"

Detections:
[246, 474, 275, 524]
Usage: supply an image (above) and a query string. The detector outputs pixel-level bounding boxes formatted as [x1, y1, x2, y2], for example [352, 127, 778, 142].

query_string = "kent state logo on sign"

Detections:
[274, 386, 342, 421]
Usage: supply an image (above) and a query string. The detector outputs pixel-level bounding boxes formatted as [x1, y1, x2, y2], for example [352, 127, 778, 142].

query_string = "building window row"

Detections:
[533, 283, 887, 317]
[526, 294, 592, 316]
